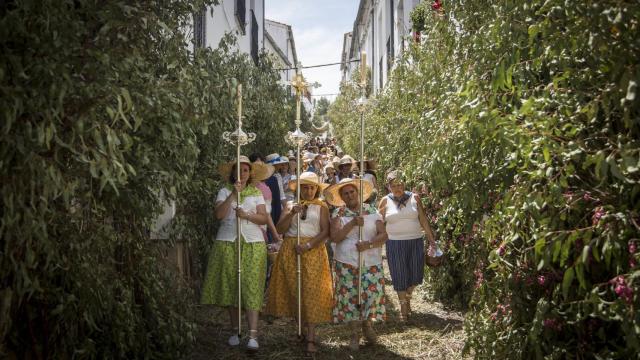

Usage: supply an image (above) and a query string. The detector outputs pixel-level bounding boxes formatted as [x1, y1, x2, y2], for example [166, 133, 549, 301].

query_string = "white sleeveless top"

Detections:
[385, 193, 424, 240]
[285, 203, 322, 238]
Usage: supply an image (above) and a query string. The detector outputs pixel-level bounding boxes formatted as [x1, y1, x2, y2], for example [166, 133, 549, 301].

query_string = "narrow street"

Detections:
[192, 254, 467, 359]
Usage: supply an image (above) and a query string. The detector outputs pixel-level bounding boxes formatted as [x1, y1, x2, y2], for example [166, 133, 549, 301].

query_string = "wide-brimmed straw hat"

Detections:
[331, 156, 341, 168]
[288, 171, 329, 192]
[323, 178, 374, 207]
[218, 156, 271, 182]
[265, 153, 288, 165]
[251, 160, 275, 181]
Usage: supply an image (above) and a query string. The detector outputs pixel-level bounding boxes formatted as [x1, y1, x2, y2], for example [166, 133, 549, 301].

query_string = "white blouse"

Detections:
[215, 187, 265, 243]
[333, 212, 383, 267]
[385, 193, 424, 240]
[285, 203, 322, 238]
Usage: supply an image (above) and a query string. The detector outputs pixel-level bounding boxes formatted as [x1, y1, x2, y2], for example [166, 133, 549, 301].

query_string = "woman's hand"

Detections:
[295, 242, 311, 255]
[351, 215, 364, 227]
[235, 206, 248, 219]
[232, 180, 242, 194]
[290, 204, 305, 214]
[356, 241, 373, 252]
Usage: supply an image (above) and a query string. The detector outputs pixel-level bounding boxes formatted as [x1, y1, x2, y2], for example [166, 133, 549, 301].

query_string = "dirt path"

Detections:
[192, 259, 467, 359]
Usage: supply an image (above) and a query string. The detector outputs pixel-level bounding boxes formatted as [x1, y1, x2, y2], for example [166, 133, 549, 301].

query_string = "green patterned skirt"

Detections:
[200, 238, 267, 311]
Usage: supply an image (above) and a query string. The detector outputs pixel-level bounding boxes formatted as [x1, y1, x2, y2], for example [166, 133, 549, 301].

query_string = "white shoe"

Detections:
[228, 334, 240, 346]
[246, 337, 259, 351]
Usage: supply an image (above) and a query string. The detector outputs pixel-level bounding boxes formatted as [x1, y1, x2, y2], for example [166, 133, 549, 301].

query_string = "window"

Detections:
[193, 7, 206, 49]
[235, 0, 246, 34]
[250, 10, 259, 65]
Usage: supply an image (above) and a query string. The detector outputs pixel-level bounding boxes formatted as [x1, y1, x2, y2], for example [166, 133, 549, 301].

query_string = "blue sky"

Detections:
[265, 0, 359, 103]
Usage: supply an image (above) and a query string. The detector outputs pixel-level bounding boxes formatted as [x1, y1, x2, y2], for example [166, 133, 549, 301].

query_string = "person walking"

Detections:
[324, 178, 388, 351]
[378, 170, 437, 321]
[200, 156, 270, 351]
[265, 172, 333, 353]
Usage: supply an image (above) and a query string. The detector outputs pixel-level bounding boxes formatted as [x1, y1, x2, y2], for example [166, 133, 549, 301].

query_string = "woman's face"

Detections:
[325, 168, 335, 177]
[339, 184, 359, 208]
[289, 159, 296, 170]
[300, 184, 318, 201]
[239, 163, 251, 183]
[389, 180, 405, 196]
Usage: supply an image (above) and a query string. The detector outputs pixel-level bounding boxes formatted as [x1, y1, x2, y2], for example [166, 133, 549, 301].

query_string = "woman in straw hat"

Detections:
[324, 178, 388, 351]
[378, 170, 437, 322]
[200, 155, 270, 351]
[265, 172, 333, 353]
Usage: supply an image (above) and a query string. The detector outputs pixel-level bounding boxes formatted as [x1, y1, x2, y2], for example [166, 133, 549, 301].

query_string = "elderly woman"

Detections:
[378, 170, 437, 321]
[265, 172, 333, 353]
[200, 156, 270, 351]
[323, 163, 337, 185]
[325, 178, 388, 351]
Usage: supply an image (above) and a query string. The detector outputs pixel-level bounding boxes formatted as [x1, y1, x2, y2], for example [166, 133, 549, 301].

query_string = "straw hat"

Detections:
[265, 153, 288, 165]
[218, 155, 271, 182]
[251, 160, 275, 181]
[303, 152, 321, 163]
[288, 171, 329, 192]
[324, 163, 335, 172]
[338, 155, 355, 167]
[323, 178, 374, 207]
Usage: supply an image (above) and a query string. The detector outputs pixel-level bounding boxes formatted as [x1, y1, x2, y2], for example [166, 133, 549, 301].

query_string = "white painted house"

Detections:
[192, 0, 265, 63]
[264, 19, 299, 91]
[341, 0, 420, 94]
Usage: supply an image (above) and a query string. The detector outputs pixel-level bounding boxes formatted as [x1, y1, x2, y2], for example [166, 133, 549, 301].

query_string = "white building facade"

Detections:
[264, 19, 299, 91]
[193, 0, 265, 63]
[341, 0, 420, 93]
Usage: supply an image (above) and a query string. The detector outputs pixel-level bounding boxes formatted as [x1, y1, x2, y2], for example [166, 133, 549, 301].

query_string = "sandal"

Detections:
[247, 330, 259, 351]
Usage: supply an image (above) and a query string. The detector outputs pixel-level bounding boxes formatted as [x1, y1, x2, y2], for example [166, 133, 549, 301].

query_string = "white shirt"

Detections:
[215, 187, 265, 243]
[333, 212, 383, 267]
[285, 203, 322, 238]
[385, 193, 424, 240]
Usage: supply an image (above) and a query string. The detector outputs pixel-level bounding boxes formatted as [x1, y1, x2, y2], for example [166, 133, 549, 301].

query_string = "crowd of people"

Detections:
[200, 137, 438, 353]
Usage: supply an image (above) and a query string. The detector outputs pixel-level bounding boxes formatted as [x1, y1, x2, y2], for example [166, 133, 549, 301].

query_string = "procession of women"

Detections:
[200, 54, 441, 354]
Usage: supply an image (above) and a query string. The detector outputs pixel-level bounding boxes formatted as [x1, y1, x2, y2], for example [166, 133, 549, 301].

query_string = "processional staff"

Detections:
[356, 51, 367, 318]
[222, 83, 256, 337]
[285, 71, 312, 338]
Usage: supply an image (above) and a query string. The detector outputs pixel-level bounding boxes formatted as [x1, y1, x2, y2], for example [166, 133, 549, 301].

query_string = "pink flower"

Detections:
[610, 275, 634, 304]
[497, 244, 506, 256]
[629, 242, 637, 255]
[537, 275, 547, 286]
[592, 207, 605, 226]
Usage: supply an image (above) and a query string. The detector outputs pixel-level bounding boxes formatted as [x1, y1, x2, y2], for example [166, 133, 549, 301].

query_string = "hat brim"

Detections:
[323, 179, 374, 207]
[288, 178, 329, 192]
[218, 160, 273, 182]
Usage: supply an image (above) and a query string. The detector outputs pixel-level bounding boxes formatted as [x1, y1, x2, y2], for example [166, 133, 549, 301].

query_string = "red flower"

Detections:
[431, 0, 442, 11]
[368, 284, 377, 292]
[370, 267, 378, 274]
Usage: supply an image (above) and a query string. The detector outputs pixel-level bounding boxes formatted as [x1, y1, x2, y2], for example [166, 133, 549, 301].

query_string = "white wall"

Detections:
[204, 0, 264, 57]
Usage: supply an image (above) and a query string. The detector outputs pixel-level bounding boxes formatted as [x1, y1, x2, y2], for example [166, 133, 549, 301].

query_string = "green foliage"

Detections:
[0, 1, 291, 358]
[331, 0, 639, 358]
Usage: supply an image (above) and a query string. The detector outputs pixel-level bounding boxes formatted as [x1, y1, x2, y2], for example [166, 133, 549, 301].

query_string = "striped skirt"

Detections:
[385, 237, 425, 291]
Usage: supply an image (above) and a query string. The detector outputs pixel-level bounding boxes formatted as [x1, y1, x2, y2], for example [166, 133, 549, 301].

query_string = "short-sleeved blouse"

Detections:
[215, 185, 265, 243]
[332, 204, 383, 267]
